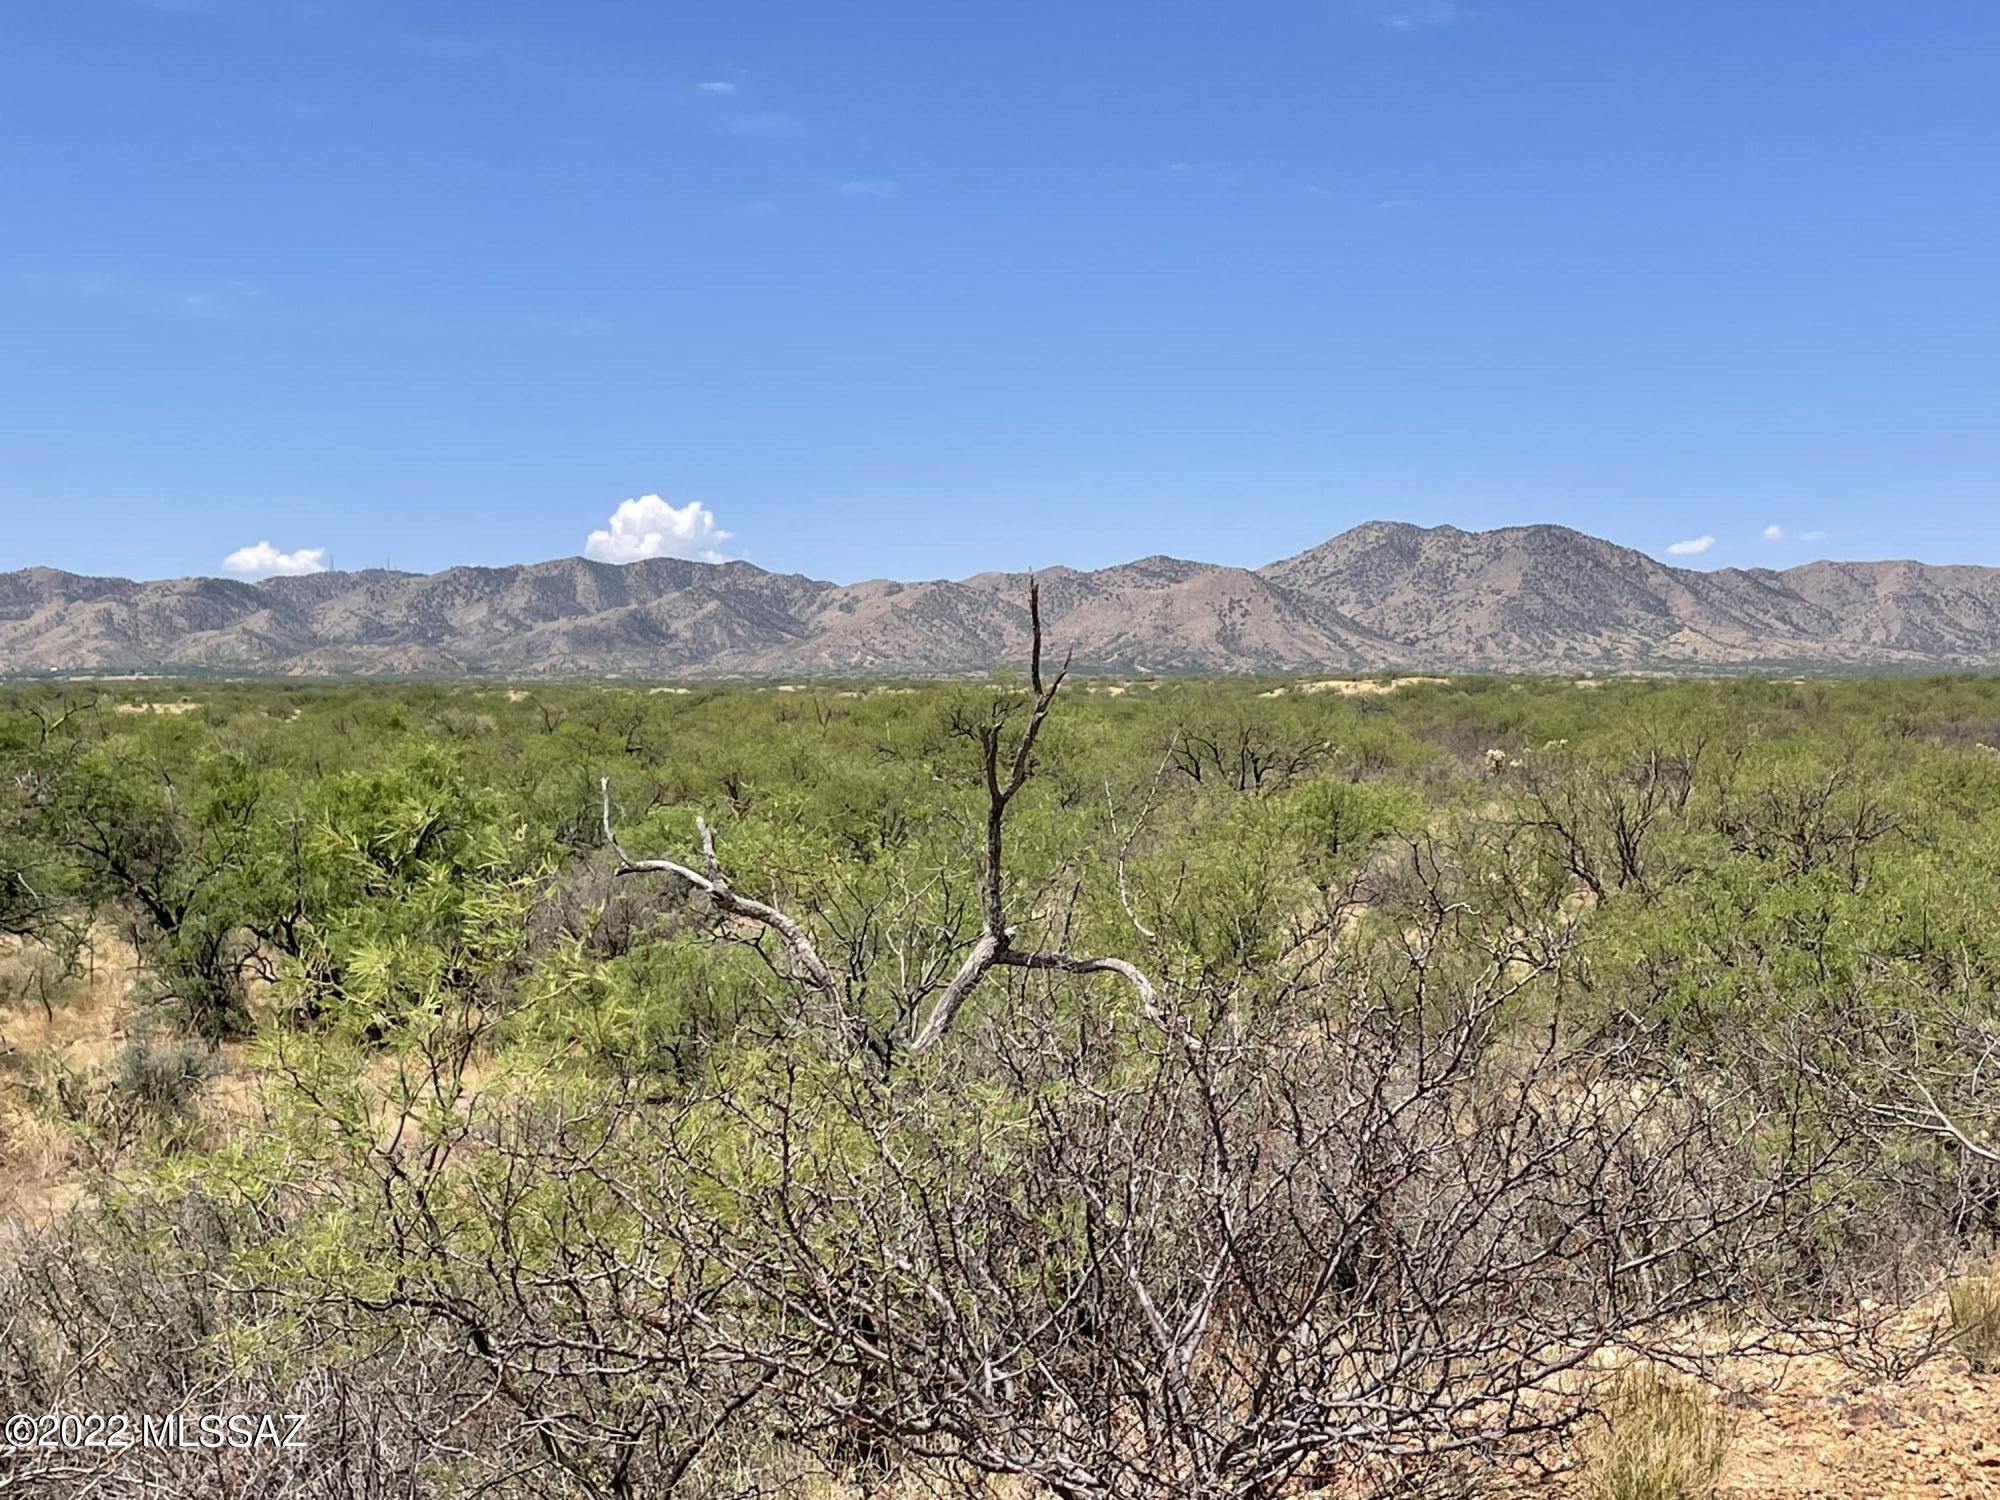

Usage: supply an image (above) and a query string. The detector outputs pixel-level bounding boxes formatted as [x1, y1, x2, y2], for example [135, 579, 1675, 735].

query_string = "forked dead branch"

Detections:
[601, 580, 1158, 1057]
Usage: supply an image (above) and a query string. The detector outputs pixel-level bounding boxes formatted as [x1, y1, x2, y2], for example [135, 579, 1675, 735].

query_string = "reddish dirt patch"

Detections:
[1715, 1353, 2000, 1498]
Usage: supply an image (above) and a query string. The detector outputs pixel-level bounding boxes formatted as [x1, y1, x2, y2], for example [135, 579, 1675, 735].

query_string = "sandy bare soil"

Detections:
[1259, 677, 1451, 698]
[1712, 1350, 2000, 1498]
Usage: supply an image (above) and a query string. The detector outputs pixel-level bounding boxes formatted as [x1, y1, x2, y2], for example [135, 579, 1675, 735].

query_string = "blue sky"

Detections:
[2, 0, 1996, 583]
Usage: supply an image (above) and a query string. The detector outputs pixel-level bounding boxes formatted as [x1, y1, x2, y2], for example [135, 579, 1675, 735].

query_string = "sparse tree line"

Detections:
[3, 646, 2000, 1496]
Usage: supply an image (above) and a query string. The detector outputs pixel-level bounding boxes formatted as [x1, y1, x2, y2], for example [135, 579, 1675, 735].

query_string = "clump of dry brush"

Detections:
[0, 904, 1883, 1499]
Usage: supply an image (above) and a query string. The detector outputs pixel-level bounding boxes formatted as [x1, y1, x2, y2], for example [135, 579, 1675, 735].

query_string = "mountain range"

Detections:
[6, 522, 2000, 678]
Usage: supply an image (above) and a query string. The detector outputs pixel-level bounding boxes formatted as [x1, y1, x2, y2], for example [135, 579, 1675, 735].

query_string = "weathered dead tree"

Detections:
[601, 580, 1157, 1057]
[906, 581, 1156, 1051]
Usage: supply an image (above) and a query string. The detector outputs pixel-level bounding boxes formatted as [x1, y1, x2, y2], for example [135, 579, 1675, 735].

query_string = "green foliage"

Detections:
[2, 673, 1998, 1057]
[7, 672, 2000, 1493]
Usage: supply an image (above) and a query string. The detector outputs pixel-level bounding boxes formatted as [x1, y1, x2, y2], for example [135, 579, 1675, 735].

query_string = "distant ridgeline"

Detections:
[6, 522, 2000, 677]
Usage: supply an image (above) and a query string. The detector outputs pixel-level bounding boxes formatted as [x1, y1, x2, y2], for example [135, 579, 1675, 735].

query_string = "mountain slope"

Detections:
[6, 525, 2000, 677]
[1260, 523, 1993, 668]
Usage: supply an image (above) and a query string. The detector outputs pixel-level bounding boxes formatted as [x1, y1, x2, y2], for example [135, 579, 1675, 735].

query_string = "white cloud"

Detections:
[696, 80, 738, 95]
[1762, 523, 1784, 541]
[585, 495, 731, 564]
[836, 179, 900, 199]
[223, 541, 328, 578]
[1666, 536, 1715, 556]
[1799, 529, 1827, 542]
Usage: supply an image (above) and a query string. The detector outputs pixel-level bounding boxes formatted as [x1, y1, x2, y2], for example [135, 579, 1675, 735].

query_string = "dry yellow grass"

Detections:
[1, 928, 141, 1222]
[1581, 1366, 1731, 1500]
[1950, 1262, 2000, 1375]
[0, 926, 272, 1221]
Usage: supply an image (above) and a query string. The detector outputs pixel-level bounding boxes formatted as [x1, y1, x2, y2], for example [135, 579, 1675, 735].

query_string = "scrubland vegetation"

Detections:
[5, 644, 2000, 1496]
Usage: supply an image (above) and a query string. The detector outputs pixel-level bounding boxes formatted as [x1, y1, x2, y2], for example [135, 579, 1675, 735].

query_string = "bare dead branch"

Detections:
[600, 776, 843, 1016]
[910, 580, 1157, 1053]
[1828, 1063, 2000, 1167]
[24, 694, 99, 746]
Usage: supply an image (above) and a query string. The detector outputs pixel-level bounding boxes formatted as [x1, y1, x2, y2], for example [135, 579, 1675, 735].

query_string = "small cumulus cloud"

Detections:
[223, 541, 328, 579]
[1762, 524, 1785, 541]
[585, 495, 731, 565]
[1666, 536, 1715, 556]
[696, 80, 738, 95]
[835, 179, 900, 199]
